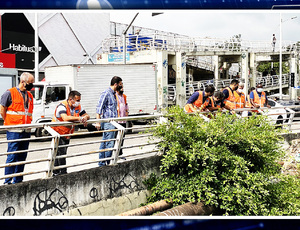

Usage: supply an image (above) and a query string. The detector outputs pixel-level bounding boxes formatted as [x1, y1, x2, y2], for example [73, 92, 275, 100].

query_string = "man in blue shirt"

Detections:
[249, 83, 271, 109]
[95, 76, 123, 167]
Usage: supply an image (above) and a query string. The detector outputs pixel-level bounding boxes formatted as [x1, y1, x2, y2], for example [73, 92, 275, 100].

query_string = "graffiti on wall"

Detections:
[33, 188, 69, 216]
[3, 206, 15, 216]
[108, 173, 144, 197]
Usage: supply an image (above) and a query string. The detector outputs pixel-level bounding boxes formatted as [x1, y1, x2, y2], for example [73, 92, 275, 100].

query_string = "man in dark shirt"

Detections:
[184, 85, 215, 113]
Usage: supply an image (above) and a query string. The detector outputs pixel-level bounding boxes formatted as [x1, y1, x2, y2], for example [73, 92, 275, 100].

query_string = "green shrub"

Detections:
[143, 106, 300, 215]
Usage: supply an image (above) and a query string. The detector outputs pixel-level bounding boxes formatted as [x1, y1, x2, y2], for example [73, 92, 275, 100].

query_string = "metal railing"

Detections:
[169, 75, 290, 102]
[0, 115, 163, 185]
[1, 107, 300, 185]
[256, 74, 289, 88]
[101, 33, 299, 54]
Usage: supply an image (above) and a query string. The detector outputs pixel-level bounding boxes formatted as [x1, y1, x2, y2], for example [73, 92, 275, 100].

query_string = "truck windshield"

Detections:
[30, 85, 44, 101]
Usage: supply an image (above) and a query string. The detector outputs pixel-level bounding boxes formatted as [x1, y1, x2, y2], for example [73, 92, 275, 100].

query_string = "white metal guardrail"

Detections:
[168, 75, 290, 102]
[0, 115, 163, 185]
[0, 109, 300, 185]
[101, 33, 299, 54]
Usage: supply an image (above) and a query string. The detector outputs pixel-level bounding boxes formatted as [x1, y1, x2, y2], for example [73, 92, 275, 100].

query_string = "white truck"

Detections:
[31, 63, 159, 136]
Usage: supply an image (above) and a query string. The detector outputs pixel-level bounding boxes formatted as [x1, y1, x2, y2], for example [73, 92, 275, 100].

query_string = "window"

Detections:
[46, 86, 66, 103]
[268, 100, 276, 107]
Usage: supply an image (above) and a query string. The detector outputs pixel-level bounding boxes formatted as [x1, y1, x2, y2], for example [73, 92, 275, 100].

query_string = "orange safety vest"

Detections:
[245, 95, 252, 108]
[210, 97, 222, 109]
[253, 90, 266, 107]
[223, 87, 236, 110]
[184, 91, 205, 112]
[4, 87, 34, 126]
[116, 93, 127, 117]
[52, 100, 81, 139]
[233, 91, 246, 109]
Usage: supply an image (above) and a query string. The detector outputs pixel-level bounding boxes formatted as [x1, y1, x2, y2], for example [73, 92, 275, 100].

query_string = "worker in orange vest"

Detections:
[52, 90, 90, 176]
[250, 83, 271, 110]
[222, 79, 239, 110]
[203, 91, 234, 113]
[184, 85, 215, 113]
[234, 83, 246, 110]
[245, 87, 255, 108]
[116, 86, 128, 158]
[0, 72, 35, 184]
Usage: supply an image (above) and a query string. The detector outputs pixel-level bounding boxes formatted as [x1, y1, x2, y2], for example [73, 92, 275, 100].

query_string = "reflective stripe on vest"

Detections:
[253, 90, 266, 107]
[223, 87, 236, 109]
[4, 87, 34, 126]
[6, 111, 33, 116]
[233, 91, 245, 109]
[51, 100, 81, 138]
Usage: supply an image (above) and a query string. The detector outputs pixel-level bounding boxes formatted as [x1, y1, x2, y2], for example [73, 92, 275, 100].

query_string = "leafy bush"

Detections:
[144, 106, 300, 215]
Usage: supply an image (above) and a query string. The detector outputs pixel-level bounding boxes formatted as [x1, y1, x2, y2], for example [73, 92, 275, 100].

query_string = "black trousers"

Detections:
[53, 137, 70, 175]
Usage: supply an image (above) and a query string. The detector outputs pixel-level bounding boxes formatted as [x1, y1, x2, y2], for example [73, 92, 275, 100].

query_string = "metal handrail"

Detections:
[101, 33, 299, 54]
[0, 109, 300, 185]
[0, 115, 162, 184]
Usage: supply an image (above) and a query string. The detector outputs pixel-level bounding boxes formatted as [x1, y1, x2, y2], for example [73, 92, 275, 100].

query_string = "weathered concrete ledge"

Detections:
[0, 155, 162, 216]
[58, 190, 151, 216]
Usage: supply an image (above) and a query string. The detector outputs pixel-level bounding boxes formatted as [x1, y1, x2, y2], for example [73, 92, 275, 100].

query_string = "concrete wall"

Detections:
[0, 155, 161, 216]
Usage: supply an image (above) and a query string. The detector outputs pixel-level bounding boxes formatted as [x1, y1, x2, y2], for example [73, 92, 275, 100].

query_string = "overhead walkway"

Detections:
[101, 33, 298, 55]
[100, 33, 299, 106]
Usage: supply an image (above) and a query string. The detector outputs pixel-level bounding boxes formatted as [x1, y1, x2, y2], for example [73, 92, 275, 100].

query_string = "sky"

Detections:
[110, 10, 300, 42]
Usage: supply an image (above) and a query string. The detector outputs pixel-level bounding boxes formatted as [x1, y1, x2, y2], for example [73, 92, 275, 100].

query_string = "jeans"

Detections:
[4, 131, 31, 184]
[53, 137, 70, 175]
[99, 122, 116, 167]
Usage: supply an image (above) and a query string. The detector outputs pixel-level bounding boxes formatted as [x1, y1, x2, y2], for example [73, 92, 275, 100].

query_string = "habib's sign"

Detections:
[1, 13, 49, 70]
[0, 52, 15, 68]
[8, 43, 40, 53]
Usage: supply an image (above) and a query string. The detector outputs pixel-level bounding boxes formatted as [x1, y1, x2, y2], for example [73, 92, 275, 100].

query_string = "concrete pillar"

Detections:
[241, 52, 249, 95]
[175, 51, 186, 107]
[156, 50, 169, 111]
[212, 55, 219, 90]
[249, 52, 256, 92]
[188, 68, 194, 84]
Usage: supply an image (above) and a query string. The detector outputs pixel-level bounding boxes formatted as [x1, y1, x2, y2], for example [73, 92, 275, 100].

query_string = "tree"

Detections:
[257, 62, 289, 75]
[144, 106, 300, 215]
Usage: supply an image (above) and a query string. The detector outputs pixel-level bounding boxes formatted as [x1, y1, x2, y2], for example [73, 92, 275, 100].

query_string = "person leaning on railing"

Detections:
[222, 79, 239, 110]
[95, 76, 123, 167]
[51, 90, 90, 176]
[0, 72, 35, 185]
[250, 83, 271, 110]
[184, 85, 215, 113]
[116, 85, 128, 158]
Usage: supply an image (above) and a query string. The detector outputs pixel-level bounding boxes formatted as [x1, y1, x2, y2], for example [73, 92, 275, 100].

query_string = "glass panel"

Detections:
[46, 86, 66, 103]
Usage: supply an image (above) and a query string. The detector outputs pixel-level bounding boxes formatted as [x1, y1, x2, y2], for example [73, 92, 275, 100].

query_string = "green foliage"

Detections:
[257, 62, 289, 74]
[143, 106, 300, 215]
